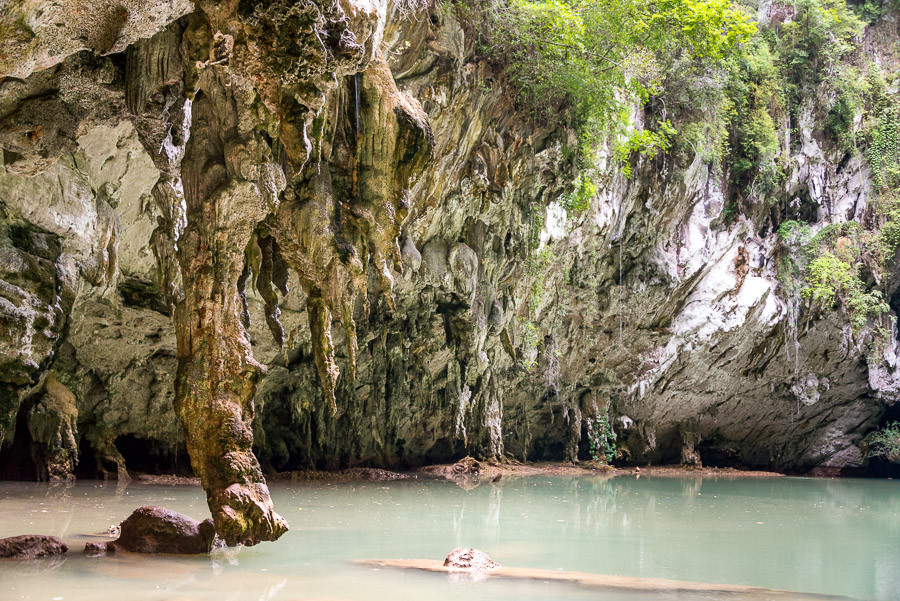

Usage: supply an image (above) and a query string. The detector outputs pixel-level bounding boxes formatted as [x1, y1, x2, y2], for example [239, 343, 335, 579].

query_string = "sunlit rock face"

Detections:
[0, 0, 897, 488]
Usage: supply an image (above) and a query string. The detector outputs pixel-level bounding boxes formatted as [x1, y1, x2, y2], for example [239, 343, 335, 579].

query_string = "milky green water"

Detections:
[0, 475, 897, 601]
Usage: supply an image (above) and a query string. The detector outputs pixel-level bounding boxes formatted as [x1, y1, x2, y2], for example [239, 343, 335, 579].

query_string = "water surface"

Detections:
[0, 475, 897, 601]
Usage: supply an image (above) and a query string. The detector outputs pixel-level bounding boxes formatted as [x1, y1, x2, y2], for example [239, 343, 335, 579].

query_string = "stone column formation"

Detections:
[0, 0, 432, 545]
[172, 68, 289, 546]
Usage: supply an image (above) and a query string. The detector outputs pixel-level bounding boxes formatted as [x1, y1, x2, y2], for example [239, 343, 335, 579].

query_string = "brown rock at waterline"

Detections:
[452, 457, 482, 475]
[419, 456, 484, 479]
[85, 506, 216, 555]
[0, 535, 68, 558]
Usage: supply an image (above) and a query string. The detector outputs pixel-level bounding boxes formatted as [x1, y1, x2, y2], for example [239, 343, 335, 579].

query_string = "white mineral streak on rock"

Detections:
[542, 201, 568, 246]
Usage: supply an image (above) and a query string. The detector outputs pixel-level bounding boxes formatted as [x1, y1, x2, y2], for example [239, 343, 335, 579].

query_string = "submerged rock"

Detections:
[83, 542, 109, 557]
[0, 535, 68, 559]
[277, 467, 411, 482]
[86, 506, 216, 555]
[443, 548, 500, 571]
[365, 556, 842, 598]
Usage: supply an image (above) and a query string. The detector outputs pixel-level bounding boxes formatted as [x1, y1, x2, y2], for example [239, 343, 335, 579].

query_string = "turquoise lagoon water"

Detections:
[0, 475, 897, 601]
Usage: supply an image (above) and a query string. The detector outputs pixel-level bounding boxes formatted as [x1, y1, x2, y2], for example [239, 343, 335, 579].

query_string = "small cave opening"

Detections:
[697, 444, 743, 468]
[787, 186, 820, 224]
[697, 431, 743, 468]
[576, 423, 595, 462]
[0, 408, 39, 481]
[114, 435, 194, 477]
[74, 436, 105, 479]
[532, 437, 567, 461]
[522, 402, 573, 462]
[423, 436, 467, 465]
[835, 151, 851, 175]
[75, 435, 193, 479]
[889, 287, 900, 343]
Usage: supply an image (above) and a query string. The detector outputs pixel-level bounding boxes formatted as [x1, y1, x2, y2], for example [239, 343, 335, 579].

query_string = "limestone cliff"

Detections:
[0, 0, 898, 519]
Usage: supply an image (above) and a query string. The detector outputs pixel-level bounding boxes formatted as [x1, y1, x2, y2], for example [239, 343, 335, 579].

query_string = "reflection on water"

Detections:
[0, 475, 898, 601]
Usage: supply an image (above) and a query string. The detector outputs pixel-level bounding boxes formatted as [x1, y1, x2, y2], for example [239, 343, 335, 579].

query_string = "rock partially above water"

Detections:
[0, 535, 68, 558]
[443, 548, 500, 571]
[86, 506, 216, 555]
[452, 457, 482, 475]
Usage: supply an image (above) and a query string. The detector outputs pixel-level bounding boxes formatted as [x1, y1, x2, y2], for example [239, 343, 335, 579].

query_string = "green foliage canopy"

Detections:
[468, 0, 756, 162]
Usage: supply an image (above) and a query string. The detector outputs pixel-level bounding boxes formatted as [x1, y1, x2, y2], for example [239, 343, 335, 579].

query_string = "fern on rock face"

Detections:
[868, 102, 900, 192]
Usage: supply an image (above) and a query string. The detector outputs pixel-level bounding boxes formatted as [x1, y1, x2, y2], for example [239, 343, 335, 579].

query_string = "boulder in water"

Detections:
[0, 535, 68, 559]
[85, 506, 216, 555]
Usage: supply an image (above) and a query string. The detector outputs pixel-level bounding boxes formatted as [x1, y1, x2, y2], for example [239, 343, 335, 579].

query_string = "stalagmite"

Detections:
[172, 69, 288, 546]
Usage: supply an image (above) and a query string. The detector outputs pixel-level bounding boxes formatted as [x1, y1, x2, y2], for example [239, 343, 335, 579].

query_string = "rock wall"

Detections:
[0, 0, 898, 484]
[253, 2, 900, 473]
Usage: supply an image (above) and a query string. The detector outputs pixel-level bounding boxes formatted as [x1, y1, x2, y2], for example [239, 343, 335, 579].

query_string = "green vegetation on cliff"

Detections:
[462, 0, 756, 171]
[777, 220, 890, 339]
[463, 0, 895, 214]
[694, 0, 900, 346]
[587, 411, 616, 463]
[864, 421, 900, 462]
